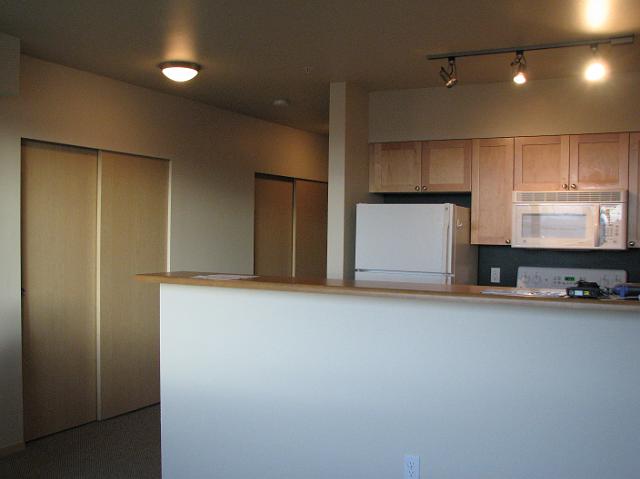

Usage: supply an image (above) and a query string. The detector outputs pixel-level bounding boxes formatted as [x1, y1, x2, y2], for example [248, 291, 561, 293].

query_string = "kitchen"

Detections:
[2, 1, 640, 478]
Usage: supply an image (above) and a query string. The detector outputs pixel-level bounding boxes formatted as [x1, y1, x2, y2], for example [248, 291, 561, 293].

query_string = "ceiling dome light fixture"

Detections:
[584, 45, 607, 82]
[159, 61, 201, 82]
[439, 57, 458, 88]
[511, 50, 527, 85]
[272, 98, 290, 107]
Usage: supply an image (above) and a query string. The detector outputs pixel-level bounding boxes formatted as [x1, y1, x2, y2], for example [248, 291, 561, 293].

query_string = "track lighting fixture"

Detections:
[584, 45, 607, 81]
[439, 57, 458, 88]
[511, 51, 527, 84]
[427, 34, 633, 87]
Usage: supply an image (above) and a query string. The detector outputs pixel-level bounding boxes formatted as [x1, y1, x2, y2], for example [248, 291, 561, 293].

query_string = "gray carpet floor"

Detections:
[0, 405, 161, 479]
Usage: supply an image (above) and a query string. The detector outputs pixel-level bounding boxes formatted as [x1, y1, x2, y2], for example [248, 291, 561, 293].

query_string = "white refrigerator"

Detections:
[355, 203, 477, 285]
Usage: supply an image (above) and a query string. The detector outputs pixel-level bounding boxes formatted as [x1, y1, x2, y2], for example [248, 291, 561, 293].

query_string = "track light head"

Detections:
[511, 51, 527, 85]
[584, 44, 607, 81]
[439, 57, 458, 88]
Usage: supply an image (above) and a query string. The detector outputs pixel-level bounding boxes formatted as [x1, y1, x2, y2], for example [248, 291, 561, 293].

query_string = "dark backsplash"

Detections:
[383, 193, 640, 286]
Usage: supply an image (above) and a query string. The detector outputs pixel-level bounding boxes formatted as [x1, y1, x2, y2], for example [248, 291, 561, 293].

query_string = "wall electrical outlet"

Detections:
[404, 455, 420, 479]
[490, 267, 501, 284]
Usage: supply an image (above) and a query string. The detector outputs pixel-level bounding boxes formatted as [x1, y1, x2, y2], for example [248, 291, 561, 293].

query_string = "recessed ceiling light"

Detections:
[159, 61, 201, 82]
[272, 98, 290, 107]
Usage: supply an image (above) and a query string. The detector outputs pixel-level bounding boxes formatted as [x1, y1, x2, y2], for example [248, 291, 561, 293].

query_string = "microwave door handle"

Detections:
[594, 209, 603, 247]
[598, 209, 608, 247]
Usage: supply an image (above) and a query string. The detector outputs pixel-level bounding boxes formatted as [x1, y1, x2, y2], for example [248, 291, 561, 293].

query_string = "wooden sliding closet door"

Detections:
[22, 141, 98, 440]
[254, 176, 294, 277]
[99, 151, 168, 419]
[294, 180, 327, 279]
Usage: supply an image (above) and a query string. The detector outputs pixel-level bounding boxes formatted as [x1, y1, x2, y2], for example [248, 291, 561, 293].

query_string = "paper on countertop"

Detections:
[192, 274, 258, 280]
[481, 288, 567, 298]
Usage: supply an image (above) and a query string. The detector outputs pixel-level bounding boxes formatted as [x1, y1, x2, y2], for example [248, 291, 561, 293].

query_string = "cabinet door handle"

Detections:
[562, 183, 568, 189]
[505, 239, 511, 245]
[421, 186, 427, 191]
[630, 241, 636, 247]
[570, 184, 577, 189]
[414, 186, 420, 191]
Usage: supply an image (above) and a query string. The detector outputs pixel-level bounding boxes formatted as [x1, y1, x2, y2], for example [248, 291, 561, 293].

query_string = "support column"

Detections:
[326, 82, 381, 279]
[0, 33, 23, 454]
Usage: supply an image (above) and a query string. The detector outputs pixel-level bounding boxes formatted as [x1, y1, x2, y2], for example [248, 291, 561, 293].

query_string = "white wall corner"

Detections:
[0, 33, 20, 96]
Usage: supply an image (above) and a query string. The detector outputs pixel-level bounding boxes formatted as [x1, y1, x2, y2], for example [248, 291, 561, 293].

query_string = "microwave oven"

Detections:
[511, 190, 627, 250]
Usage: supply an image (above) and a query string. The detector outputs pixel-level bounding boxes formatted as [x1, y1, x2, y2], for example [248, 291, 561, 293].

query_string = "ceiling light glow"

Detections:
[159, 61, 201, 82]
[513, 72, 527, 84]
[586, 0, 609, 29]
[585, 61, 607, 81]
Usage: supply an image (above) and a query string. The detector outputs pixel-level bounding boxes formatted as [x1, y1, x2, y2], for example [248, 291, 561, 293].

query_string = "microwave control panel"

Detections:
[599, 204, 625, 248]
[517, 267, 627, 289]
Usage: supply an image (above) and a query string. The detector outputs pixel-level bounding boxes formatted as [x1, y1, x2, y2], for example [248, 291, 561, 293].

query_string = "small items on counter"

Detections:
[611, 283, 640, 299]
[566, 280, 605, 299]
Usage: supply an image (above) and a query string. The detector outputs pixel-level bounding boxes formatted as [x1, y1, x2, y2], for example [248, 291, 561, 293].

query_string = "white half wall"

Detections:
[160, 283, 640, 479]
[369, 72, 640, 142]
[0, 55, 327, 450]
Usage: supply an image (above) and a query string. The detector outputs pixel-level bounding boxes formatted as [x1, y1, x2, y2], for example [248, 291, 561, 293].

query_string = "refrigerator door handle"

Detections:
[442, 209, 452, 274]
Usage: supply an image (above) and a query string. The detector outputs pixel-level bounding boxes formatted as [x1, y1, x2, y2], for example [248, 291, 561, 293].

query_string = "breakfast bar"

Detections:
[138, 272, 640, 479]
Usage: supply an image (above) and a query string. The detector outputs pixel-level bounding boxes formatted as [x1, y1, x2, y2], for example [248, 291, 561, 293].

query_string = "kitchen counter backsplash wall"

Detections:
[383, 194, 640, 286]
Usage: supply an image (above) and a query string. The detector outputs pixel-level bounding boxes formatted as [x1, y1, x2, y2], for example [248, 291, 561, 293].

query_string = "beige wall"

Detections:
[0, 33, 19, 96]
[0, 55, 327, 450]
[369, 72, 640, 142]
[327, 82, 380, 280]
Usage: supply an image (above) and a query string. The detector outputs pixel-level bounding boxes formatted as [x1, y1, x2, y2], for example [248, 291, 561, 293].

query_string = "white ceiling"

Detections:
[1, 0, 639, 133]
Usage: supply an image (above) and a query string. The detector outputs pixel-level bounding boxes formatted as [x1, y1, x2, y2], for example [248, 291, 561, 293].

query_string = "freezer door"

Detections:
[451, 206, 478, 284]
[355, 204, 451, 273]
[355, 270, 452, 285]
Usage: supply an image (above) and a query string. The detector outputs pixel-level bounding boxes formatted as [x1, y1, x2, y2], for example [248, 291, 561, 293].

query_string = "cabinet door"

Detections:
[22, 141, 98, 440]
[629, 133, 640, 248]
[471, 138, 514, 245]
[514, 135, 569, 191]
[369, 142, 421, 193]
[421, 139, 471, 192]
[569, 133, 629, 190]
[99, 151, 169, 419]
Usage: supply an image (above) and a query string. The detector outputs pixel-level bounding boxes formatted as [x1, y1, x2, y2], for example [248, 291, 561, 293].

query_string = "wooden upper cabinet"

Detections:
[421, 139, 471, 192]
[514, 136, 569, 191]
[471, 138, 514, 245]
[369, 142, 422, 193]
[628, 133, 640, 248]
[569, 133, 629, 190]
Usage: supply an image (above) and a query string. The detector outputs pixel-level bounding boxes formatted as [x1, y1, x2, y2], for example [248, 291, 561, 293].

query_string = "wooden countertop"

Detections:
[136, 271, 640, 312]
